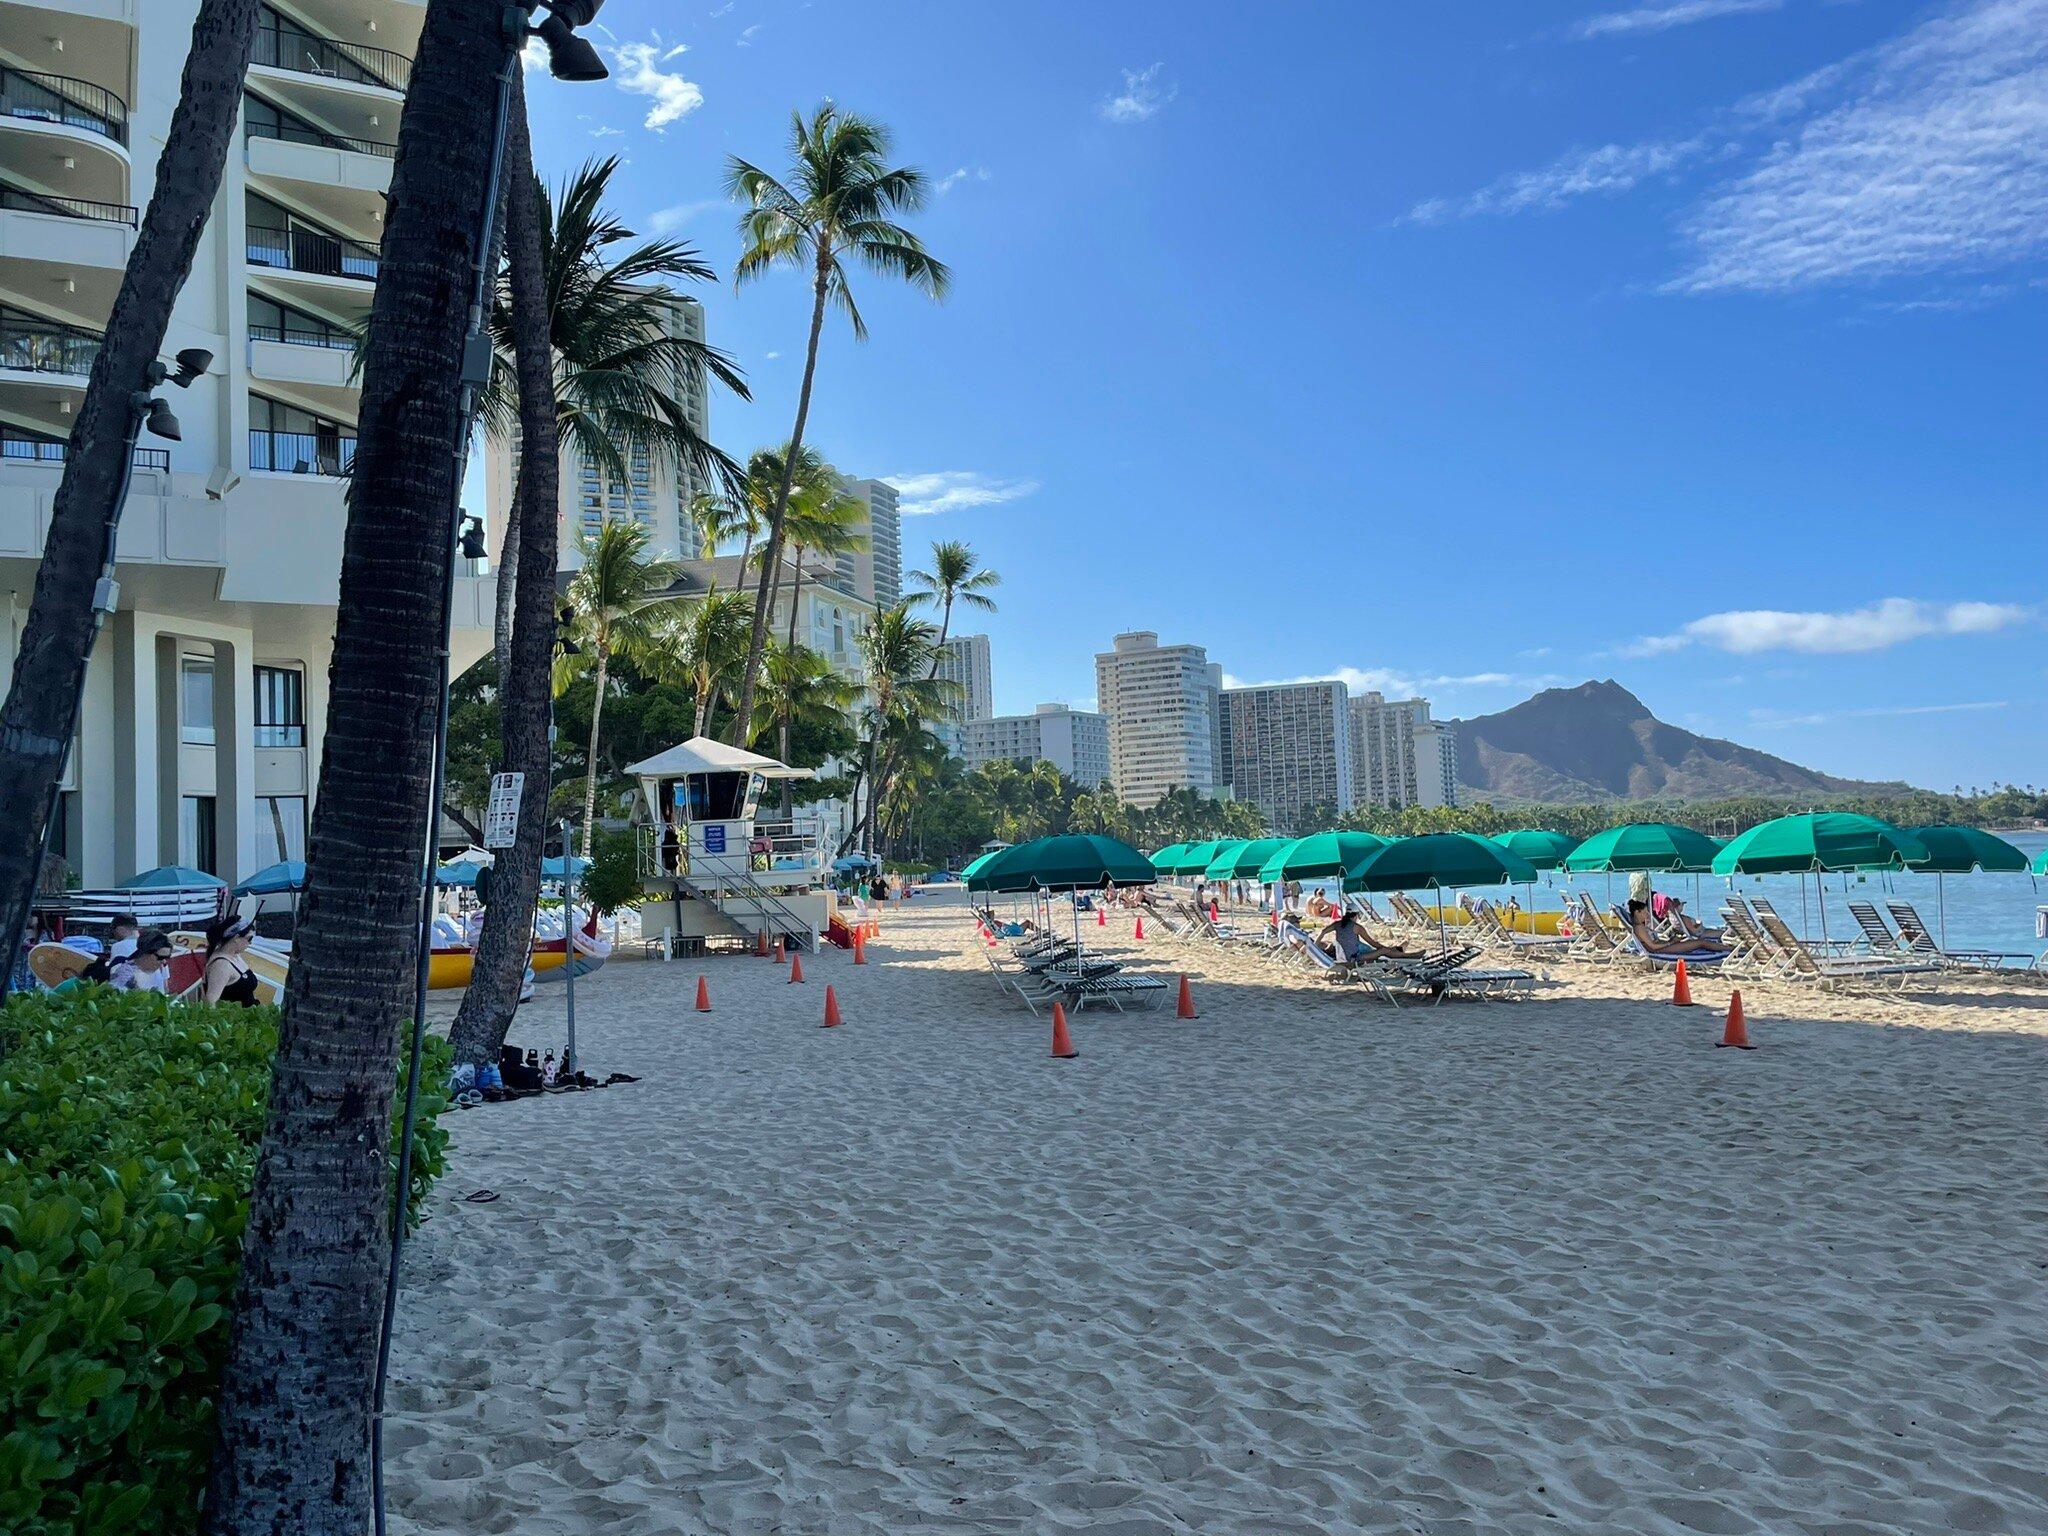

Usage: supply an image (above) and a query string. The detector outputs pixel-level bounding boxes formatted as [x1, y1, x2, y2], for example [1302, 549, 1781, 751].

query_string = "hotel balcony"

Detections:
[244, 219, 379, 316]
[247, 322, 360, 413]
[0, 64, 130, 214]
[248, 426, 356, 478]
[0, 309, 99, 438]
[243, 113, 393, 238]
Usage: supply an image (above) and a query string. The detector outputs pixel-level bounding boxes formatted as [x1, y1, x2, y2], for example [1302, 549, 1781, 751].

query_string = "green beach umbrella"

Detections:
[980, 834, 1157, 894]
[1342, 832, 1539, 892]
[1148, 842, 1190, 873]
[1214, 836, 1293, 880]
[1256, 831, 1389, 885]
[1489, 829, 1580, 871]
[2035, 847, 2048, 877]
[1169, 840, 1229, 876]
[1200, 839, 1252, 880]
[1900, 825, 2028, 949]
[1710, 813, 1927, 876]
[1901, 825, 2028, 874]
[1564, 823, 1723, 873]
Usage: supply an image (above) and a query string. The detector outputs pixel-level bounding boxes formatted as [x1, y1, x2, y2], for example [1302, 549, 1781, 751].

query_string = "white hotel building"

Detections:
[0, 0, 493, 886]
[1220, 679, 1353, 832]
[1093, 631, 1222, 809]
[958, 702, 1110, 788]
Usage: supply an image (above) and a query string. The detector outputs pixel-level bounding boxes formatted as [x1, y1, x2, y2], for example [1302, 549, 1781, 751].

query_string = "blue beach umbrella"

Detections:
[122, 864, 226, 889]
[234, 860, 307, 896]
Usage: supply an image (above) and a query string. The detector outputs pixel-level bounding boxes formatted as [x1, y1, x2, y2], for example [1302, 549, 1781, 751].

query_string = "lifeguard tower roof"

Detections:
[624, 736, 813, 781]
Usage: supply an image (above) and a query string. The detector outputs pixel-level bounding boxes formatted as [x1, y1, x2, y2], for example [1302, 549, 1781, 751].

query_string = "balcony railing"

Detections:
[253, 24, 411, 93]
[0, 67, 127, 146]
[247, 223, 380, 281]
[245, 115, 396, 160]
[0, 183, 138, 227]
[250, 321, 357, 351]
[2, 438, 169, 471]
[0, 315, 101, 377]
[250, 427, 355, 475]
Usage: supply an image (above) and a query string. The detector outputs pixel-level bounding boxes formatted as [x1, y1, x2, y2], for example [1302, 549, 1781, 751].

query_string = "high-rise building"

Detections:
[830, 476, 901, 609]
[959, 704, 1110, 787]
[1220, 681, 1353, 831]
[484, 292, 710, 570]
[1093, 631, 1220, 808]
[0, 5, 494, 887]
[1349, 692, 1460, 809]
[934, 633, 992, 726]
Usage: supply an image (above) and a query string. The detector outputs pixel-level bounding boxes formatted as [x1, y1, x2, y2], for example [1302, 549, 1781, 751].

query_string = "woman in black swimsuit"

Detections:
[202, 915, 262, 1006]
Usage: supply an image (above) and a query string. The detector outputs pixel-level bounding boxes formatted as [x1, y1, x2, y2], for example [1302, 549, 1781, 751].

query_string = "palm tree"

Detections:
[724, 103, 949, 742]
[560, 521, 687, 858]
[851, 602, 947, 854]
[0, 0, 264, 992]
[906, 539, 1000, 667]
[449, 78, 560, 1074]
[752, 640, 856, 817]
[778, 471, 868, 652]
[689, 488, 755, 560]
[664, 587, 754, 737]
[482, 156, 748, 667]
[203, 0, 515, 1522]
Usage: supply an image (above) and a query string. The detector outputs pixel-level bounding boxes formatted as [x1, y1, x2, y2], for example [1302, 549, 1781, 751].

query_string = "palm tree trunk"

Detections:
[0, 0, 261, 993]
[492, 493, 521, 686]
[202, 0, 513, 1527]
[451, 78, 557, 1071]
[692, 671, 711, 737]
[927, 595, 954, 680]
[732, 255, 830, 742]
[580, 645, 610, 861]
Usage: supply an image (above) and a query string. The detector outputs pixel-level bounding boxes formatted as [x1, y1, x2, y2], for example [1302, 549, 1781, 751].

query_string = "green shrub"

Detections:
[579, 825, 643, 916]
[0, 989, 452, 1535]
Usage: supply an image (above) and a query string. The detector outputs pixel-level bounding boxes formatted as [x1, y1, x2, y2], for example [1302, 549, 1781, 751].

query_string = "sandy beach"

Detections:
[387, 887, 2048, 1534]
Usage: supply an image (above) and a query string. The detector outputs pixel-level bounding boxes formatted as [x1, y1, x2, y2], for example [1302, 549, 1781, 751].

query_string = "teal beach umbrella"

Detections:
[1256, 831, 1388, 886]
[1490, 829, 1580, 871]
[1564, 824, 1723, 873]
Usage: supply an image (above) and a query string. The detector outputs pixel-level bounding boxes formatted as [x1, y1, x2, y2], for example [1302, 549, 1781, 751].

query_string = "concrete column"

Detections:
[212, 635, 256, 886]
[154, 633, 183, 868]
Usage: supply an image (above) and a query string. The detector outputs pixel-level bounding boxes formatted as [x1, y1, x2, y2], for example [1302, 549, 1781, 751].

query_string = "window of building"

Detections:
[256, 795, 307, 866]
[250, 392, 356, 475]
[255, 665, 305, 747]
[180, 796, 218, 875]
[247, 292, 351, 351]
[181, 658, 216, 745]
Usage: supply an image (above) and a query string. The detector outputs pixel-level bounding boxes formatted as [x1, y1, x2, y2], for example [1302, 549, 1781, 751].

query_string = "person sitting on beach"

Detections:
[1319, 909, 1424, 965]
[108, 929, 174, 993]
[1626, 874, 1729, 957]
[202, 915, 263, 1006]
[1305, 891, 1335, 921]
[1654, 892, 1725, 947]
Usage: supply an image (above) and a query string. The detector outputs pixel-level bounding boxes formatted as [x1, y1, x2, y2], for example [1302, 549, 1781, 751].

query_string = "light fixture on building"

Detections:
[458, 514, 487, 560]
[528, 0, 608, 80]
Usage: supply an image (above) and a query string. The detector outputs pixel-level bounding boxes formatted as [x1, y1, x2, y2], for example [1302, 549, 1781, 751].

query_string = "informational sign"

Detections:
[482, 772, 524, 849]
[702, 825, 727, 855]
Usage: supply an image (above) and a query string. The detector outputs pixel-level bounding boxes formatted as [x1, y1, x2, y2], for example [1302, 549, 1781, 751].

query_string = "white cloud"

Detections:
[763, 349, 781, 360]
[1575, 0, 1784, 39]
[1670, 0, 2048, 292]
[737, 25, 760, 46]
[1100, 63, 1176, 123]
[520, 36, 547, 71]
[1747, 699, 2009, 728]
[1403, 136, 1709, 223]
[647, 199, 722, 234]
[885, 471, 1041, 517]
[611, 40, 705, 131]
[1623, 598, 2029, 656]
[937, 165, 993, 195]
[589, 124, 623, 139]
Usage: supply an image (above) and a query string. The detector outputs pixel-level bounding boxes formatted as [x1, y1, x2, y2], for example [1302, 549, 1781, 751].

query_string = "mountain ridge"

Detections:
[1448, 680, 1913, 805]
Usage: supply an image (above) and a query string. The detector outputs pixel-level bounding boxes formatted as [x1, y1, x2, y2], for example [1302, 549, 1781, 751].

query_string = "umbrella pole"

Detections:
[1817, 872, 1830, 948]
[1939, 872, 1947, 949]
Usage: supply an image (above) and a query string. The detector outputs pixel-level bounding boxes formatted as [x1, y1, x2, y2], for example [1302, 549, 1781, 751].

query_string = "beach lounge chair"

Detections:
[1749, 909, 1941, 992]
[1466, 897, 1570, 961]
[1388, 945, 1534, 1002]
[1752, 897, 1857, 956]
[1882, 899, 2042, 973]
[1845, 900, 1900, 955]
[1563, 893, 1629, 965]
[1717, 902, 1796, 980]
[1606, 904, 1730, 972]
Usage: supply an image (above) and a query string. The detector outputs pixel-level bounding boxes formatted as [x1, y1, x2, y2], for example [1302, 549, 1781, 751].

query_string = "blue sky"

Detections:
[507, 0, 2046, 791]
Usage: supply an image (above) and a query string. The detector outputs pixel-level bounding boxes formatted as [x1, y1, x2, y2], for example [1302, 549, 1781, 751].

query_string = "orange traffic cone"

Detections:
[773, 936, 785, 965]
[821, 984, 843, 1028]
[1097, 905, 1107, 927]
[1717, 991, 1755, 1050]
[1177, 973, 1197, 1019]
[1050, 1001, 1078, 1059]
[694, 975, 711, 1013]
[1209, 899, 1220, 923]
[1134, 915, 1146, 941]
[853, 931, 866, 964]
[788, 951, 805, 983]
[1671, 959, 1695, 1006]
[755, 929, 768, 957]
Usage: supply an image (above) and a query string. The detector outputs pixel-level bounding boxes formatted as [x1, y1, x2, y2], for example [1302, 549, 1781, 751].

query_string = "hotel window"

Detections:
[255, 665, 305, 747]
[181, 658, 216, 745]
[180, 796, 218, 876]
[256, 795, 307, 866]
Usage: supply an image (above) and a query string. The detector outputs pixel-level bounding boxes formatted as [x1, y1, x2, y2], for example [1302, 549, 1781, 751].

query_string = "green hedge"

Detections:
[0, 989, 452, 1536]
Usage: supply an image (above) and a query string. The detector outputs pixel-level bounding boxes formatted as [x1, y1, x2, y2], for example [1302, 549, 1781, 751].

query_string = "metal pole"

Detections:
[563, 815, 578, 1075]
[373, 39, 518, 1536]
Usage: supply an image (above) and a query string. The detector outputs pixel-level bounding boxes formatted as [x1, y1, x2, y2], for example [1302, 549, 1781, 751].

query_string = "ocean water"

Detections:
[1302, 829, 2048, 962]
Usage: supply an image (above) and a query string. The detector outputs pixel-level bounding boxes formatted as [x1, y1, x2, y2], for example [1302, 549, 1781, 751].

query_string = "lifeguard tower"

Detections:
[623, 737, 831, 952]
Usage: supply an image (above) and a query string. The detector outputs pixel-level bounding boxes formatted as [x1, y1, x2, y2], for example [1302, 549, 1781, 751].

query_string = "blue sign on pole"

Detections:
[703, 825, 727, 855]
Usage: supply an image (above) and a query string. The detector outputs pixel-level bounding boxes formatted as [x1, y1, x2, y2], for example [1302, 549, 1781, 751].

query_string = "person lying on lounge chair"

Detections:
[1626, 874, 1729, 957]
[1320, 909, 1424, 965]
[1655, 892, 1725, 947]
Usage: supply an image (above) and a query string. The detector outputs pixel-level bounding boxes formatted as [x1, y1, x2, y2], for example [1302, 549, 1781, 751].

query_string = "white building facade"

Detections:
[1348, 691, 1459, 809]
[0, 0, 493, 887]
[1220, 680, 1352, 832]
[830, 475, 900, 610]
[934, 632, 991, 727]
[959, 703, 1110, 787]
[1093, 631, 1220, 809]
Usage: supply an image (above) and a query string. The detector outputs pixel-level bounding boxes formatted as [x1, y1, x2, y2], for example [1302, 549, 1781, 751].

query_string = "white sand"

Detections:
[387, 888, 2048, 1534]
